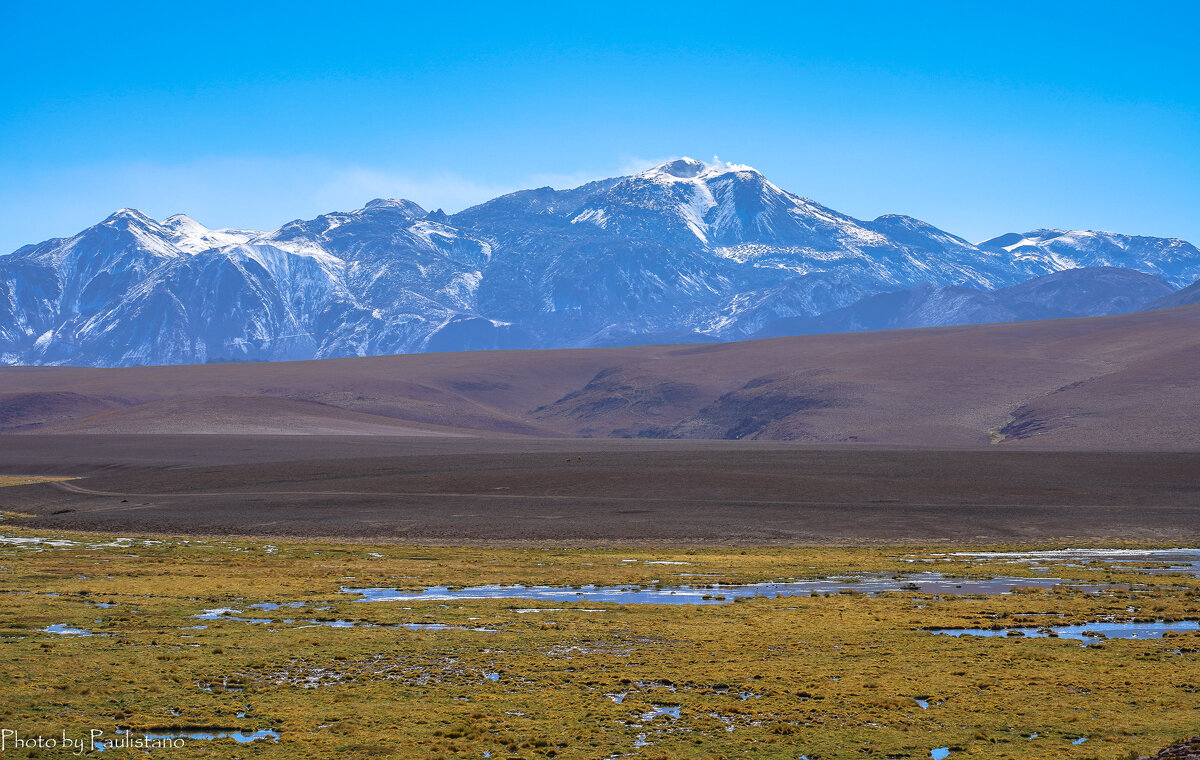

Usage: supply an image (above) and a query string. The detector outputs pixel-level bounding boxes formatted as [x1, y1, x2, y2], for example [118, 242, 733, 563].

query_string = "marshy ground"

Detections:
[0, 508, 1196, 758]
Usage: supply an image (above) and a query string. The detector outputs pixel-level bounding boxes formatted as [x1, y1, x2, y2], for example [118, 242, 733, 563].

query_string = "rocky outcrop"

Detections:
[1139, 736, 1200, 760]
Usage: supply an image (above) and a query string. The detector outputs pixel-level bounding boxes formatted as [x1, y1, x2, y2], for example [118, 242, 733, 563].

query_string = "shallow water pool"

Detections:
[341, 572, 1096, 606]
[930, 619, 1197, 641]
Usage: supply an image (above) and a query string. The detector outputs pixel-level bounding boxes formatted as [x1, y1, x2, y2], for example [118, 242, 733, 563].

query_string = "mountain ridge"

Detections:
[2, 157, 1197, 367]
[754, 267, 1177, 338]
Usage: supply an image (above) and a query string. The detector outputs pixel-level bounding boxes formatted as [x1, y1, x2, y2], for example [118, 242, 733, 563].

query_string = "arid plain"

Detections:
[2, 305, 1199, 542]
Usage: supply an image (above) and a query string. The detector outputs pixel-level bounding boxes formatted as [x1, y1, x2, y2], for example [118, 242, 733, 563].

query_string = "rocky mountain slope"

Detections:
[2, 158, 1197, 367]
[1143, 279, 1200, 311]
[754, 267, 1176, 337]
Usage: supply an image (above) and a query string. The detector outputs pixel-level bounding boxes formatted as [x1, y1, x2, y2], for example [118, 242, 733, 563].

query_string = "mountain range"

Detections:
[3, 157, 1197, 367]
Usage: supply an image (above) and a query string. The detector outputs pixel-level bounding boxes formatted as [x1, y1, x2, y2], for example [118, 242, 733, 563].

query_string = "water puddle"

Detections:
[93, 728, 277, 751]
[513, 608, 607, 613]
[0, 534, 287, 556]
[194, 609, 271, 624]
[641, 705, 680, 721]
[197, 677, 245, 693]
[931, 619, 1197, 641]
[192, 607, 498, 633]
[341, 572, 1096, 606]
[921, 549, 1200, 576]
[0, 536, 78, 548]
[43, 623, 98, 636]
[931, 748, 950, 759]
[141, 729, 279, 744]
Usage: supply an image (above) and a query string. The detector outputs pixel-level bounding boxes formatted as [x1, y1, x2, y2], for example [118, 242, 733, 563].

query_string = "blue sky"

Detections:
[2, 1, 1197, 252]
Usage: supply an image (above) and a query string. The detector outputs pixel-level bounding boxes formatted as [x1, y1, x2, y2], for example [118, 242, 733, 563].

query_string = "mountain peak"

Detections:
[160, 213, 207, 232]
[978, 229, 1069, 251]
[362, 198, 427, 217]
[639, 157, 763, 182]
[871, 214, 948, 232]
[159, 212, 260, 253]
[656, 157, 708, 178]
[102, 208, 157, 227]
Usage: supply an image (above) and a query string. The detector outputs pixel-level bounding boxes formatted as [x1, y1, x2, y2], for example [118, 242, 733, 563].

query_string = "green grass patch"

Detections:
[0, 527, 1194, 758]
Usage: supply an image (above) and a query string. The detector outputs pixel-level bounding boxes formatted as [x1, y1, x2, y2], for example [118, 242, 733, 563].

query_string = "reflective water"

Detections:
[43, 623, 96, 636]
[194, 609, 271, 624]
[931, 620, 1197, 641]
[341, 572, 1093, 606]
[94, 728, 279, 751]
[192, 608, 497, 632]
[142, 729, 280, 744]
[0, 534, 279, 555]
[931, 549, 1200, 576]
[641, 705, 680, 721]
[931, 748, 949, 759]
[513, 608, 607, 613]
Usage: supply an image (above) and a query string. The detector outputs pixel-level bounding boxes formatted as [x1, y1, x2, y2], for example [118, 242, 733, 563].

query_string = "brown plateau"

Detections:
[1, 307, 1198, 542]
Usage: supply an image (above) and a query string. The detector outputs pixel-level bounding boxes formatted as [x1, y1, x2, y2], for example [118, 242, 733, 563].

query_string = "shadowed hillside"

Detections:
[2, 304, 1199, 449]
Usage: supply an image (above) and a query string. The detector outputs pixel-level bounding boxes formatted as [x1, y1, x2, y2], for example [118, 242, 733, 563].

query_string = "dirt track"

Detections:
[1, 435, 1196, 544]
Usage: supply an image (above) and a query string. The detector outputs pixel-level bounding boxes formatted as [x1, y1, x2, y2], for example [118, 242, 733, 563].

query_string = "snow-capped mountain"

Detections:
[977, 229, 1200, 287]
[160, 214, 258, 253]
[754, 267, 1177, 338]
[1, 158, 1196, 367]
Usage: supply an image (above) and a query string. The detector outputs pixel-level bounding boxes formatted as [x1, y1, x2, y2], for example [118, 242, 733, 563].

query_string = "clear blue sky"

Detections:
[2, 1, 1197, 253]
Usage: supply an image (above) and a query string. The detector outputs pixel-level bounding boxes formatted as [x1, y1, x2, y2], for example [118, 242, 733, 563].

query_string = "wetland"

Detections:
[0, 519, 1196, 758]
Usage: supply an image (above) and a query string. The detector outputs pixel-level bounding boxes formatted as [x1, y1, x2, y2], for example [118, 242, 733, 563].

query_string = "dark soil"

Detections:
[1, 435, 1197, 544]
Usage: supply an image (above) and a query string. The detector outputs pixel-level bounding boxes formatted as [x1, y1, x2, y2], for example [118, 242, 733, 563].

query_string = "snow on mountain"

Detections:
[754, 267, 1177, 338]
[978, 229, 1200, 287]
[1, 158, 1197, 367]
[159, 214, 259, 254]
[1, 209, 189, 361]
